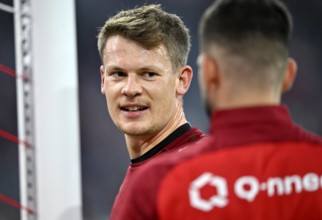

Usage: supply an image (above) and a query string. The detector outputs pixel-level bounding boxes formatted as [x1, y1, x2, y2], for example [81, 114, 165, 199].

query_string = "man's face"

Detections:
[101, 35, 180, 136]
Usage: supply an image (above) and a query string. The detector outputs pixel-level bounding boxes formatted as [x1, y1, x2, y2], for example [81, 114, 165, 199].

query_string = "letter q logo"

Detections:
[189, 172, 228, 212]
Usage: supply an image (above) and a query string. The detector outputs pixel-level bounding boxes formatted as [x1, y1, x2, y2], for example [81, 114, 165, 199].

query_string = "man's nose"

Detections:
[121, 74, 142, 97]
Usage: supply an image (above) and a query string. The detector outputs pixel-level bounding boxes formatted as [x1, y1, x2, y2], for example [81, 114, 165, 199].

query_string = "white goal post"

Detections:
[12, 0, 82, 219]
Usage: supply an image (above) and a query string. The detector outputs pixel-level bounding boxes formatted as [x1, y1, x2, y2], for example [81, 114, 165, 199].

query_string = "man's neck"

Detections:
[216, 88, 281, 110]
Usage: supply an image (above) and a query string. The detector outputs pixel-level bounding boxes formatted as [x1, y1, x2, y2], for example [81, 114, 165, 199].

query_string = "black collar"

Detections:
[131, 123, 192, 164]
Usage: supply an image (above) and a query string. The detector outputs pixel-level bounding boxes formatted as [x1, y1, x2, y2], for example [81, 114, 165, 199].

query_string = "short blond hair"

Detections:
[97, 4, 191, 71]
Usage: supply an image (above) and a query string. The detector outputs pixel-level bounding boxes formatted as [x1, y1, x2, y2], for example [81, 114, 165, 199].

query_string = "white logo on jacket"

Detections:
[189, 172, 322, 212]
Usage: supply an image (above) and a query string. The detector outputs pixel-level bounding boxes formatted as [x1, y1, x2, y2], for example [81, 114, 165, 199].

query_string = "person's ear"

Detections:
[282, 58, 297, 93]
[100, 65, 106, 95]
[201, 54, 220, 92]
[176, 65, 193, 96]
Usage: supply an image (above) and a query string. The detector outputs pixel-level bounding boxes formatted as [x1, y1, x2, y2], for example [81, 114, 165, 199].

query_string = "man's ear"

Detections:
[201, 54, 220, 92]
[282, 58, 297, 93]
[100, 65, 106, 95]
[176, 65, 193, 96]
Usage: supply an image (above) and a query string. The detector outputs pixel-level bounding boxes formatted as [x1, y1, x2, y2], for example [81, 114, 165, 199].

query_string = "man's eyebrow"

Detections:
[105, 65, 163, 72]
[105, 66, 124, 71]
[138, 66, 162, 72]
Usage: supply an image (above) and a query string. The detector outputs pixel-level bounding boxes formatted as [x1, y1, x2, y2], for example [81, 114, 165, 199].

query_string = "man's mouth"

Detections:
[120, 106, 148, 112]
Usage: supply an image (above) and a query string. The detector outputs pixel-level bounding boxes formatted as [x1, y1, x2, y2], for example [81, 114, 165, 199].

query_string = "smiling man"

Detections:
[97, 4, 205, 219]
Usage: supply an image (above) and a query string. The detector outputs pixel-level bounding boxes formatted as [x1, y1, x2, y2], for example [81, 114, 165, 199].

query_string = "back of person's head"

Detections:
[199, 0, 293, 89]
[98, 4, 191, 71]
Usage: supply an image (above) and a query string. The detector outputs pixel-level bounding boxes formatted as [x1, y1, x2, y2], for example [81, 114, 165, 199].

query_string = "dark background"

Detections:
[0, 0, 20, 219]
[1, 0, 321, 219]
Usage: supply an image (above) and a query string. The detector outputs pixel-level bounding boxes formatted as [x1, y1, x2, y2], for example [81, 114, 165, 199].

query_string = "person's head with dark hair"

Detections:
[198, 0, 297, 115]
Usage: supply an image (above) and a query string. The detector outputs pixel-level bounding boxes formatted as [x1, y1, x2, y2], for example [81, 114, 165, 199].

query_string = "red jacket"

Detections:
[115, 106, 322, 220]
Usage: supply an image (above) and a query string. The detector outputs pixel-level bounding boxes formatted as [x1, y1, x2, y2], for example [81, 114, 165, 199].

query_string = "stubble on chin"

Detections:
[117, 124, 157, 137]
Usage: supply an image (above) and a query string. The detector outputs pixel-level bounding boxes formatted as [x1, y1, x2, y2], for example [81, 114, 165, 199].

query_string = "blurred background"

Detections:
[1, 0, 322, 219]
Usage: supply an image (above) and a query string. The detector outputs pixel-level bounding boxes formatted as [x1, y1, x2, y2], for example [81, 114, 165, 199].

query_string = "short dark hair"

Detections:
[199, 0, 293, 79]
[98, 4, 191, 71]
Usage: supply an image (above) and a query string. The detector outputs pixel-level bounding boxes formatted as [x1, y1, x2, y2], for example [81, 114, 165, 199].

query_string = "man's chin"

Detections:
[120, 127, 151, 136]
[123, 130, 146, 136]
[116, 122, 160, 137]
